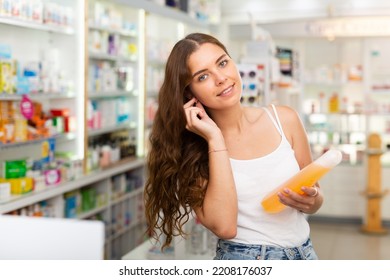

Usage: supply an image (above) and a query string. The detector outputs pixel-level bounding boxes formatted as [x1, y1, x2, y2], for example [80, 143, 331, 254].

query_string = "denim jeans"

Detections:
[214, 238, 318, 260]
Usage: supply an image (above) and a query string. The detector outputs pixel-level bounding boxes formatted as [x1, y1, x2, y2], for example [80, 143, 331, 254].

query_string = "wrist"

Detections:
[208, 134, 226, 151]
[208, 138, 227, 151]
[208, 148, 228, 154]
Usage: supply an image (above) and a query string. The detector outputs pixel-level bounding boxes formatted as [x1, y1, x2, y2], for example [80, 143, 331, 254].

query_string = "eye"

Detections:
[219, 59, 228, 67]
[198, 73, 208, 82]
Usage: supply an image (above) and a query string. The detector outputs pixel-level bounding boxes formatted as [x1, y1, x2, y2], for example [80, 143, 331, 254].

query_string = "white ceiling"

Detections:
[220, 0, 390, 24]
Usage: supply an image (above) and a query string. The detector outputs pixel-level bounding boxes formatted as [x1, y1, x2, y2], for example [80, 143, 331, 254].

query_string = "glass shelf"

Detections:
[88, 90, 137, 99]
[0, 133, 76, 150]
[89, 52, 137, 63]
[89, 24, 137, 37]
[88, 122, 136, 137]
[304, 81, 364, 88]
[0, 93, 76, 101]
[0, 158, 145, 213]
[0, 15, 74, 34]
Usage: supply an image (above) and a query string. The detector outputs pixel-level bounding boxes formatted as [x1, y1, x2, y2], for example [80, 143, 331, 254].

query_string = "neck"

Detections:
[209, 104, 246, 134]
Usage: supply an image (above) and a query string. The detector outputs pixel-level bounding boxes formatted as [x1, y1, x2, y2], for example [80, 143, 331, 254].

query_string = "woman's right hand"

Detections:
[184, 98, 237, 239]
[183, 98, 221, 141]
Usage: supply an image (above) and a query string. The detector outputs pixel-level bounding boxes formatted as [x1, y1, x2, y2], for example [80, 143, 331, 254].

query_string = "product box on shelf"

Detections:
[0, 61, 13, 95]
[64, 191, 78, 218]
[0, 177, 33, 194]
[0, 182, 11, 201]
[0, 44, 13, 95]
[43, 168, 61, 186]
[1, 158, 33, 194]
[55, 152, 83, 181]
[81, 187, 97, 212]
[0, 98, 77, 144]
[3, 159, 27, 179]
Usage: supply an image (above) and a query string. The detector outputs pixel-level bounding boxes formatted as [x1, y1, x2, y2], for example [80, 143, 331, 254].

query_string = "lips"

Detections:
[217, 84, 234, 97]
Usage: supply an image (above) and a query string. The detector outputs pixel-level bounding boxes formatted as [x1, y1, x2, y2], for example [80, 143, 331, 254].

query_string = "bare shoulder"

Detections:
[270, 104, 301, 125]
[270, 105, 305, 143]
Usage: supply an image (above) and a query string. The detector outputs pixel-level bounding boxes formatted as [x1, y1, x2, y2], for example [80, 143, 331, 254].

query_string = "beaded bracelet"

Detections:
[208, 148, 228, 154]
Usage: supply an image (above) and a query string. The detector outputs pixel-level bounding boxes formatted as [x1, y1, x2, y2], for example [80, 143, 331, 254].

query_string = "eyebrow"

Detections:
[191, 54, 227, 79]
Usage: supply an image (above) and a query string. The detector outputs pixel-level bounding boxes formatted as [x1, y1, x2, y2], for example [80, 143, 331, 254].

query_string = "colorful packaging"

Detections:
[64, 191, 77, 218]
[41, 138, 56, 164]
[43, 169, 61, 185]
[0, 177, 33, 194]
[3, 159, 27, 179]
[81, 187, 97, 212]
[14, 117, 28, 142]
[64, 115, 76, 132]
[0, 61, 13, 94]
[0, 182, 11, 200]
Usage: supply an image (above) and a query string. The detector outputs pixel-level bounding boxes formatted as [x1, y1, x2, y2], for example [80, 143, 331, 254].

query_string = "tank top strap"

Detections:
[263, 105, 282, 136]
[263, 104, 287, 139]
[270, 104, 285, 135]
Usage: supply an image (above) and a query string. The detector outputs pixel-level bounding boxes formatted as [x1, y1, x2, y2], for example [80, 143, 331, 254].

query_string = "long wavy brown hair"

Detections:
[144, 33, 230, 249]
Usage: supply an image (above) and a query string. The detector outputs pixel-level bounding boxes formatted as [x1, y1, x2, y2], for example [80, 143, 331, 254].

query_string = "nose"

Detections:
[214, 71, 227, 85]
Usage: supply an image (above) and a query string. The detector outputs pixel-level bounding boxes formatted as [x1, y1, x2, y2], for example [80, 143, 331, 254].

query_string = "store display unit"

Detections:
[86, 0, 144, 173]
[0, 1, 83, 151]
[0, 1, 85, 196]
[286, 37, 390, 220]
[0, 0, 213, 259]
[0, 158, 145, 260]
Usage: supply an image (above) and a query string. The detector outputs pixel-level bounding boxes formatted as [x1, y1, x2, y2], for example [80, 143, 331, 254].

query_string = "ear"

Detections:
[184, 88, 193, 102]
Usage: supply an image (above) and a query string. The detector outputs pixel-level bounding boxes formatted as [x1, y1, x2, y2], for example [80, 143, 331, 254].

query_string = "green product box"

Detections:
[81, 187, 97, 212]
[3, 159, 27, 179]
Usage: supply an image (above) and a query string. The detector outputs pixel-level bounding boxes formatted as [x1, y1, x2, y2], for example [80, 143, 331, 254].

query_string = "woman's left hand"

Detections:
[277, 186, 323, 214]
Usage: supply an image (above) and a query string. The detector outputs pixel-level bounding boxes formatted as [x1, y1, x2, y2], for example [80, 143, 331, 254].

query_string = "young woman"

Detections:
[144, 33, 323, 260]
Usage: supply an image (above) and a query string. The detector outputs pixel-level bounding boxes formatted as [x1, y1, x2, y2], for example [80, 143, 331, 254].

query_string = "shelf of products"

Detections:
[0, 0, 216, 260]
[0, 132, 76, 150]
[0, 158, 143, 213]
[298, 39, 365, 164]
[86, 0, 144, 173]
[261, 37, 389, 166]
[364, 38, 390, 164]
[1, 158, 146, 260]
[0, 0, 84, 201]
[0, 4, 74, 34]
[144, 13, 178, 134]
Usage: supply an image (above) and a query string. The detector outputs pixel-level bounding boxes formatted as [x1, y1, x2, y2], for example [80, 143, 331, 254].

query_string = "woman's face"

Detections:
[187, 43, 242, 109]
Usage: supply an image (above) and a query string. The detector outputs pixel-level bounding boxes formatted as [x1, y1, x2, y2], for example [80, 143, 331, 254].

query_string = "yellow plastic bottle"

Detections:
[261, 149, 342, 214]
[328, 93, 339, 113]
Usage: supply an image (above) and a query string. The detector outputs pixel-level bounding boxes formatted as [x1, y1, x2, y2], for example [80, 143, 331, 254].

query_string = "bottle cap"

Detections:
[315, 149, 342, 168]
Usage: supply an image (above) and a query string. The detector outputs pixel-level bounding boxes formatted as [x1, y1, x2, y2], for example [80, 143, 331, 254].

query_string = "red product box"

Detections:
[50, 109, 70, 117]
[64, 116, 76, 132]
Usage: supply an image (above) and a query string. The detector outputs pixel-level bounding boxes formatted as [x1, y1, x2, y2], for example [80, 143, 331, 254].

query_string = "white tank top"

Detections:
[228, 104, 310, 247]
